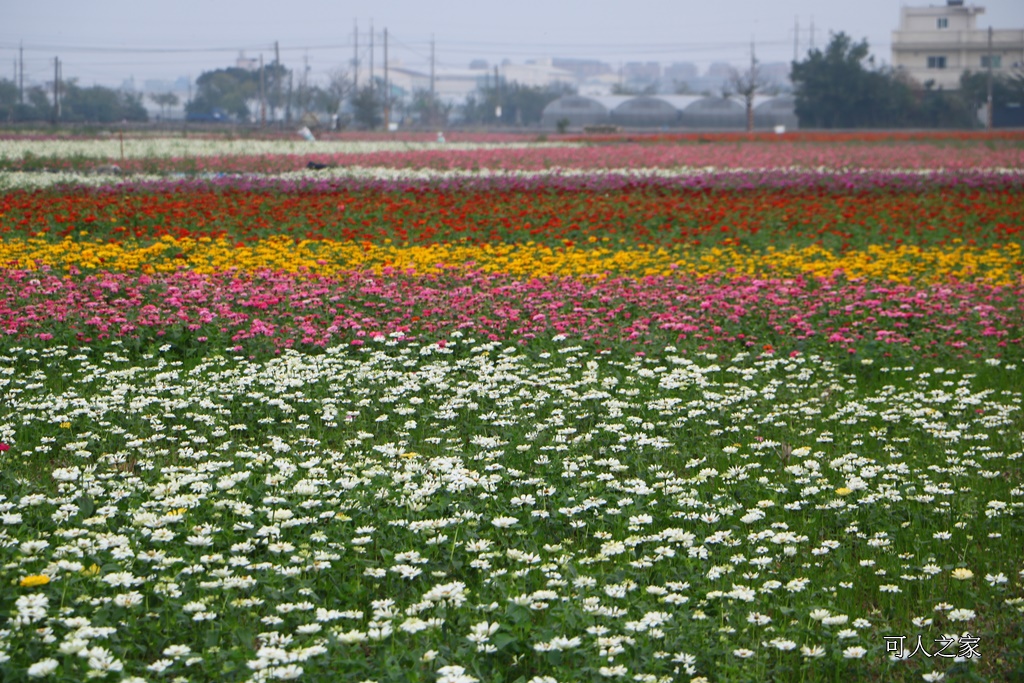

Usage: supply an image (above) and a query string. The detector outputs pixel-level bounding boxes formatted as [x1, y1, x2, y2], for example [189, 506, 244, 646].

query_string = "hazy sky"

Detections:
[4, 0, 1023, 88]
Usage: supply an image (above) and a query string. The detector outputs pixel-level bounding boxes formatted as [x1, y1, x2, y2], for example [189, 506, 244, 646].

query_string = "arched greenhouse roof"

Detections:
[540, 95, 631, 128]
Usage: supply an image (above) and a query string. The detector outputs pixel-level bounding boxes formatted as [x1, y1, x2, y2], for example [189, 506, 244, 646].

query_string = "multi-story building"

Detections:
[891, 0, 1024, 89]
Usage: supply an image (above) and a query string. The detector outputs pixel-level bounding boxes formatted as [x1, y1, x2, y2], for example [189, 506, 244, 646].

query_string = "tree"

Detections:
[318, 68, 353, 128]
[0, 79, 18, 121]
[728, 59, 769, 131]
[60, 81, 148, 123]
[791, 34, 978, 129]
[791, 33, 878, 128]
[187, 67, 261, 121]
[351, 84, 383, 129]
[407, 88, 452, 128]
[148, 92, 180, 118]
[959, 69, 1024, 113]
[23, 86, 52, 121]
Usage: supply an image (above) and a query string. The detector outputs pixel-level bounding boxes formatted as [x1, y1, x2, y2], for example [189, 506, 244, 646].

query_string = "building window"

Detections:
[927, 56, 947, 69]
[981, 55, 1002, 69]
[937, 17, 948, 29]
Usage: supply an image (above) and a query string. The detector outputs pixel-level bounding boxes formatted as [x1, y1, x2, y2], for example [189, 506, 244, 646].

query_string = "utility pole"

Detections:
[259, 54, 266, 127]
[369, 21, 374, 98]
[353, 21, 359, 92]
[286, 72, 293, 124]
[793, 16, 799, 62]
[430, 35, 436, 126]
[272, 41, 280, 124]
[987, 26, 994, 131]
[53, 56, 60, 125]
[384, 27, 389, 130]
[297, 52, 309, 121]
[19, 44, 24, 103]
[494, 65, 501, 122]
[748, 39, 757, 132]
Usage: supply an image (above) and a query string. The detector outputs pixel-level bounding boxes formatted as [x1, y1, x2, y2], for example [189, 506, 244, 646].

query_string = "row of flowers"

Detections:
[2, 268, 1020, 357]
[1, 237, 1021, 284]
[3, 137, 1024, 174]
[4, 175, 1022, 252]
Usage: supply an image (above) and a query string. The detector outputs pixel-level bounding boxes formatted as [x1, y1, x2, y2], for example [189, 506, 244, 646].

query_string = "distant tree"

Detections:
[407, 88, 452, 128]
[61, 81, 147, 123]
[188, 67, 261, 121]
[22, 86, 52, 121]
[791, 32, 915, 128]
[0, 79, 18, 121]
[319, 68, 353, 127]
[148, 91, 180, 118]
[913, 82, 975, 128]
[792, 33, 977, 129]
[351, 84, 383, 129]
[959, 69, 1024, 113]
[791, 33, 874, 127]
[727, 59, 770, 131]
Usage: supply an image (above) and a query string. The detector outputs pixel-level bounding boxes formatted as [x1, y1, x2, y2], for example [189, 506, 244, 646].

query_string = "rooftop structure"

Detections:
[891, 1, 1024, 89]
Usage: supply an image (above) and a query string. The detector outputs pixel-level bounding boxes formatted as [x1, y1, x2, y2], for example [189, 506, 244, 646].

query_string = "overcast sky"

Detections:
[4, 0, 1023, 88]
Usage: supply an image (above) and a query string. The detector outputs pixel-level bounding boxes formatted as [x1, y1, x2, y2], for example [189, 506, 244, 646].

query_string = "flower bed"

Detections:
[0, 135, 1021, 683]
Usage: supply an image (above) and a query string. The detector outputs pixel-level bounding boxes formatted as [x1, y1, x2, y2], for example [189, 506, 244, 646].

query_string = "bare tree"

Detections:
[148, 91, 179, 118]
[323, 68, 354, 127]
[729, 57, 769, 132]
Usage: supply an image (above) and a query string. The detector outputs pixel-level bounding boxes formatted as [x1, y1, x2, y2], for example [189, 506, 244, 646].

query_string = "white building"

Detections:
[891, 1, 1024, 89]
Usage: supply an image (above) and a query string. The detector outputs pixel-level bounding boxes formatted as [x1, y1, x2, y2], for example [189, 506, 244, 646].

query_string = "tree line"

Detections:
[790, 32, 1024, 128]
[2, 37, 1021, 128]
[0, 79, 147, 123]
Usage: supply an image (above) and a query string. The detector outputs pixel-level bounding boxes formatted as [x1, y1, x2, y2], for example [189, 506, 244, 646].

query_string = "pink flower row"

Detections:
[1, 268, 1020, 358]
[105, 143, 1024, 174]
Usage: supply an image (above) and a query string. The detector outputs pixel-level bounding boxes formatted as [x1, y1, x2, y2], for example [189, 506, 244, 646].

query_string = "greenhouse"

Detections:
[752, 95, 799, 130]
[610, 96, 699, 128]
[542, 94, 797, 130]
[538, 96, 630, 129]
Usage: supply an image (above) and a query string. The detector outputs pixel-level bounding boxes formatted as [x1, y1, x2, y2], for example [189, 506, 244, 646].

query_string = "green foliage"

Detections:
[959, 69, 1024, 109]
[187, 67, 262, 122]
[791, 32, 975, 129]
[407, 88, 452, 128]
[148, 91, 180, 118]
[0, 78, 18, 121]
[61, 81, 148, 123]
[351, 84, 383, 130]
[0, 78, 147, 123]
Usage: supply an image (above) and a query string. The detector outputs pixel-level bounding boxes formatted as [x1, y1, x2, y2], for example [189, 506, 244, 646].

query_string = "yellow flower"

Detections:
[951, 568, 974, 581]
[19, 574, 50, 588]
[166, 508, 187, 517]
[835, 487, 853, 496]
[335, 513, 352, 521]
[399, 451, 419, 459]
[81, 564, 101, 577]
[59, 421, 71, 429]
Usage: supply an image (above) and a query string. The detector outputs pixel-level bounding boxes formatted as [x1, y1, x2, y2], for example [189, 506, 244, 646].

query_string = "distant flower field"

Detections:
[0, 132, 1021, 683]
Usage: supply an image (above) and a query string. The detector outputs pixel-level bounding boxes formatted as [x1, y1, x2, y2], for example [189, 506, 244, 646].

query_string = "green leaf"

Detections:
[77, 493, 95, 519]
[492, 633, 518, 651]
